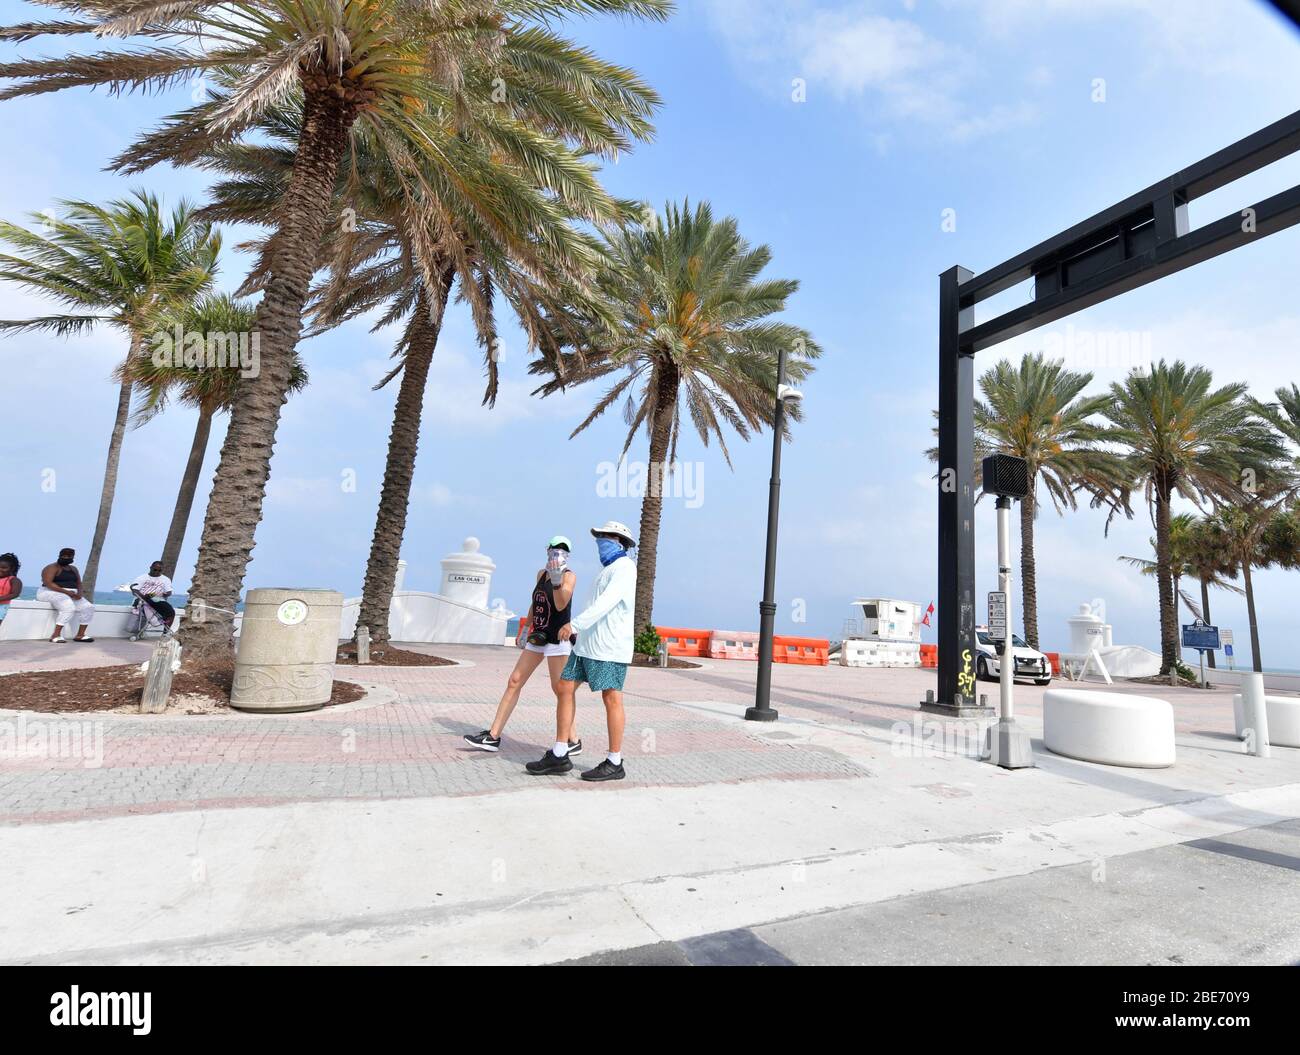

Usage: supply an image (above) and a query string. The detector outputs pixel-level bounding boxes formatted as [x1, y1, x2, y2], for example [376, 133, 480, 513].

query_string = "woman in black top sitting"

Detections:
[464, 536, 580, 753]
[37, 547, 96, 643]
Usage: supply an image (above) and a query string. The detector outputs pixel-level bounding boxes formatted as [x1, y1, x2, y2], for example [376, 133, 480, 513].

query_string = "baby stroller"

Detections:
[126, 585, 176, 641]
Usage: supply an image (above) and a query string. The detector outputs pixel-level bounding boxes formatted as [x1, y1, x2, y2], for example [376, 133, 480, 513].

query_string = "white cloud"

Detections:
[413, 481, 464, 507]
[706, 0, 1297, 145]
[705, 0, 1037, 142]
[963, 0, 1300, 80]
[992, 309, 1300, 402]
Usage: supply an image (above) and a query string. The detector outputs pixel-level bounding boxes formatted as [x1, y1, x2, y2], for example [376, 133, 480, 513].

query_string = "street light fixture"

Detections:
[747, 345, 799, 723]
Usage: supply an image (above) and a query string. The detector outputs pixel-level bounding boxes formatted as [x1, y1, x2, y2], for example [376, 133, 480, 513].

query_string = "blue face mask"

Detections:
[596, 537, 626, 567]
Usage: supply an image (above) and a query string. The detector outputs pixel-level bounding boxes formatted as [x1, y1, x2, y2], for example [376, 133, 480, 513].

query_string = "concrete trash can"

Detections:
[231, 588, 343, 713]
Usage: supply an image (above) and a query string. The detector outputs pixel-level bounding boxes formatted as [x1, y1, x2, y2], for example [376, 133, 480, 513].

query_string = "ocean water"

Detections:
[13, 587, 190, 606]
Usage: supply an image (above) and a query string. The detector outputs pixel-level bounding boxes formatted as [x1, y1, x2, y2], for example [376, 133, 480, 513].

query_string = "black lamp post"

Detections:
[747, 344, 801, 722]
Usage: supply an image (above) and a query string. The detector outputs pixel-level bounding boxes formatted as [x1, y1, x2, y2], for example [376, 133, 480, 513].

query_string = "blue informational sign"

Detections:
[1225, 644, 1234, 657]
[1182, 622, 1221, 650]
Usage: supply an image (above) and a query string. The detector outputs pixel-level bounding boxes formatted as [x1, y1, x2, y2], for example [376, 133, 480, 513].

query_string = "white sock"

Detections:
[552, 741, 569, 758]
[607, 751, 622, 766]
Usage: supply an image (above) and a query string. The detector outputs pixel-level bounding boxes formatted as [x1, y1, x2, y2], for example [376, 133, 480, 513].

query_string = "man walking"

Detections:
[526, 520, 637, 782]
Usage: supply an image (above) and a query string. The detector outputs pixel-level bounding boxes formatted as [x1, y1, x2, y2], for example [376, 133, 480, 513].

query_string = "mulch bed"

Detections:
[0, 659, 366, 715]
[335, 645, 454, 667]
[1131, 673, 1213, 690]
[630, 654, 701, 669]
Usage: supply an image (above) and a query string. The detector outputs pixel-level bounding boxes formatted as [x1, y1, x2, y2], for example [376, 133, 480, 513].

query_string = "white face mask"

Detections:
[546, 547, 569, 584]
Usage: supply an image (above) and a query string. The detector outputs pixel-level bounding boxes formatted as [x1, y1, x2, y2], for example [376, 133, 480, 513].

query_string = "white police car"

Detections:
[975, 626, 1052, 686]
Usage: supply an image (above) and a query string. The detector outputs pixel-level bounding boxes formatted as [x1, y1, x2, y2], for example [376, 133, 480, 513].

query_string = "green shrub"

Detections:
[634, 623, 662, 658]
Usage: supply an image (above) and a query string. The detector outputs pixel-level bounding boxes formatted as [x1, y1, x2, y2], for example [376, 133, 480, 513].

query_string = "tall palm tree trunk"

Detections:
[1153, 489, 1178, 674]
[633, 364, 679, 630]
[1019, 486, 1039, 650]
[1242, 561, 1262, 673]
[1200, 576, 1216, 668]
[159, 404, 215, 579]
[356, 277, 452, 649]
[81, 347, 138, 598]
[181, 85, 355, 658]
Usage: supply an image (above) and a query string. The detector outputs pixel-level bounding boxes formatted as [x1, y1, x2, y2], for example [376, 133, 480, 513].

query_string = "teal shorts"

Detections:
[561, 652, 628, 692]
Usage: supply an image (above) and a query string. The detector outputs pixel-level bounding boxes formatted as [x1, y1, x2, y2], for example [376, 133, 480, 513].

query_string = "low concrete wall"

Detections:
[3, 588, 511, 646]
[0, 599, 186, 641]
[339, 590, 509, 645]
[1207, 668, 1300, 696]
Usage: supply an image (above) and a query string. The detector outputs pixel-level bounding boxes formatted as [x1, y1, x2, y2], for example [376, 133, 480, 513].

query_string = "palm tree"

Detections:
[1251, 384, 1300, 456]
[0, 0, 671, 655]
[1101, 361, 1284, 674]
[929, 353, 1130, 649]
[119, 294, 308, 579]
[199, 79, 654, 650]
[530, 200, 821, 629]
[1206, 473, 1298, 674]
[1184, 515, 1241, 669]
[1262, 504, 1300, 570]
[0, 193, 219, 595]
[1119, 514, 1242, 666]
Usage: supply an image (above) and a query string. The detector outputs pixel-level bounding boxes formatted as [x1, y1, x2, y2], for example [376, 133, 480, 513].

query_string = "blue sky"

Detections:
[2, 0, 1299, 665]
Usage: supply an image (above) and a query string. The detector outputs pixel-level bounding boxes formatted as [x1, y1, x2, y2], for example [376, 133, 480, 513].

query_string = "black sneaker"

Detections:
[525, 749, 573, 775]
[463, 730, 501, 752]
[567, 738, 583, 756]
[580, 758, 625, 782]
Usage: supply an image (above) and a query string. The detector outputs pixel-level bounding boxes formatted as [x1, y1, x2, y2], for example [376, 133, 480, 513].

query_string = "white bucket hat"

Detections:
[590, 520, 636, 548]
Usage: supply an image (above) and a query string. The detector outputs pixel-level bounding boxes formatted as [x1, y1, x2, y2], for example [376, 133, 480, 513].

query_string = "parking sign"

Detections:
[988, 592, 1007, 639]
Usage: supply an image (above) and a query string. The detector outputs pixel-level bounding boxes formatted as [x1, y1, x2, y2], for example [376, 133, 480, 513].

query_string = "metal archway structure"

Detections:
[929, 108, 1300, 715]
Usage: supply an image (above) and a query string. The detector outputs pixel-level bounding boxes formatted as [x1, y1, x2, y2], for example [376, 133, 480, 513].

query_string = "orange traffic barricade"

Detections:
[709, 630, 760, 661]
[1045, 651, 1061, 676]
[655, 626, 713, 658]
[919, 643, 938, 668]
[772, 635, 829, 666]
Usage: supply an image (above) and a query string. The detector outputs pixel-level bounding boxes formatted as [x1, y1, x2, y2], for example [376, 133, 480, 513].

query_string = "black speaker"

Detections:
[982, 453, 1030, 499]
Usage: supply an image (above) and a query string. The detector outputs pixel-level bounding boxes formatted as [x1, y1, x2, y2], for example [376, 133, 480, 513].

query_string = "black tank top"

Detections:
[531, 573, 571, 644]
[53, 566, 77, 588]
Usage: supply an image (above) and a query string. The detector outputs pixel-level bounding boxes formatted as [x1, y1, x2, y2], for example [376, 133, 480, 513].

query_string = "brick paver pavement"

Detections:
[0, 644, 879, 824]
[0, 641, 1248, 826]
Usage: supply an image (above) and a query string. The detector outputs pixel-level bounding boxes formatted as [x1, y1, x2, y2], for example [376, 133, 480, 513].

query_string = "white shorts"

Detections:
[524, 639, 572, 658]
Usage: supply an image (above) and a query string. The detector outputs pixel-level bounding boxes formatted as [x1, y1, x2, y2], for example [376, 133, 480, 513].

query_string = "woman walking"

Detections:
[463, 536, 581, 754]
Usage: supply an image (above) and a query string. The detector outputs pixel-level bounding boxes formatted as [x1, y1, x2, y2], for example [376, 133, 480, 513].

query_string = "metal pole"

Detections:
[986, 495, 1033, 769]
[930, 266, 987, 717]
[747, 344, 787, 723]
[997, 497, 1014, 723]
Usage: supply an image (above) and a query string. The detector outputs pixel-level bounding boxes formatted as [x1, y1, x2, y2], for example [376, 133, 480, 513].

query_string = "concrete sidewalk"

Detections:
[2, 644, 1298, 965]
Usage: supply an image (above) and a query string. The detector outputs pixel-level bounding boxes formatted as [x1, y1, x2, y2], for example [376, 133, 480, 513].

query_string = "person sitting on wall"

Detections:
[131, 560, 176, 628]
[0, 553, 22, 625]
[37, 547, 95, 643]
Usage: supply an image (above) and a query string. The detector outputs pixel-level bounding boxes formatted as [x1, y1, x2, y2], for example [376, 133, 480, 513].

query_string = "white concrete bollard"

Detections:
[1241, 671, 1271, 758]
